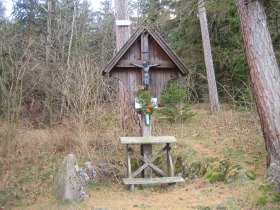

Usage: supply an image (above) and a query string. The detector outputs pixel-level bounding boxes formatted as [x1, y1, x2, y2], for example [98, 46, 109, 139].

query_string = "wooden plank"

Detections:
[123, 177, 185, 185]
[149, 163, 166, 177]
[141, 32, 149, 53]
[141, 32, 149, 62]
[120, 136, 177, 144]
[132, 162, 148, 178]
[150, 144, 168, 163]
[116, 60, 175, 68]
[129, 148, 145, 162]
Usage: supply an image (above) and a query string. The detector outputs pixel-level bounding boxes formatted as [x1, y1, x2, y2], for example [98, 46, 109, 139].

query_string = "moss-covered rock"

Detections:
[204, 159, 230, 183]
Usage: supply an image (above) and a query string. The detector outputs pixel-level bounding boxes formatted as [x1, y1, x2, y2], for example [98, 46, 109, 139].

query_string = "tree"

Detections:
[0, 0, 5, 19]
[198, 0, 220, 114]
[236, 0, 280, 191]
[13, 0, 45, 35]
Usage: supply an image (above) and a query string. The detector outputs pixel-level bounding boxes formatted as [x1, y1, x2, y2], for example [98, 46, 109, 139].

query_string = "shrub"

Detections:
[158, 82, 194, 123]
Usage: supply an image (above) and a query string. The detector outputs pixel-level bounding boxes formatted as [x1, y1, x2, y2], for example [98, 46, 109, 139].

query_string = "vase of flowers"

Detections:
[135, 89, 157, 125]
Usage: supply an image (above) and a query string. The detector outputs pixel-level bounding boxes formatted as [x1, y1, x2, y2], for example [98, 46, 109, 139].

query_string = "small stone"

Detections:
[84, 162, 97, 181]
[215, 203, 227, 210]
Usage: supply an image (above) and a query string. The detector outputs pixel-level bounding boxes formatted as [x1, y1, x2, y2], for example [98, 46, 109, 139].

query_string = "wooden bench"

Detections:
[120, 136, 184, 191]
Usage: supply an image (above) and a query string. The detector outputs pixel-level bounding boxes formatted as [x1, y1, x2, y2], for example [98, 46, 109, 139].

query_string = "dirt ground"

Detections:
[24, 179, 257, 210]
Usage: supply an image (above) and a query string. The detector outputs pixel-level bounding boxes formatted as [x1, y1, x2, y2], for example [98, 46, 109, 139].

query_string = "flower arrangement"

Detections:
[135, 87, 157, 125]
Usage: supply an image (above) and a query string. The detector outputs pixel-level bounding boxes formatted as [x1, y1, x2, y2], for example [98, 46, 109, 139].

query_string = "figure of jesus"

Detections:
[131, 61, 160, 89]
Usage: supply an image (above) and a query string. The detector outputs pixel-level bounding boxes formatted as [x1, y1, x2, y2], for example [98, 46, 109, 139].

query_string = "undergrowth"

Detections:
[0, 104, 278, 209]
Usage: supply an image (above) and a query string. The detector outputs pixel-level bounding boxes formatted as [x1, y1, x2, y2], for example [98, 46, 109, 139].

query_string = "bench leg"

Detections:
[167, 143, 174, 177]
[127, 145, 135, 191]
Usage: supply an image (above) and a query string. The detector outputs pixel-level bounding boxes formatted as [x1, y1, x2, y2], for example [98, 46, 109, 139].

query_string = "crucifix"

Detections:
[131, 61, 160, 90]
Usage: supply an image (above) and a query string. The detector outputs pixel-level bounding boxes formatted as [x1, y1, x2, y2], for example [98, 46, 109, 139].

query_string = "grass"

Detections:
[0, 104, 279, 209]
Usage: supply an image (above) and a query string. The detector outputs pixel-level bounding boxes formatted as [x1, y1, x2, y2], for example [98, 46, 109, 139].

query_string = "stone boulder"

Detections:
[52, 154, 87, 202]
[84, 161, 98, 181]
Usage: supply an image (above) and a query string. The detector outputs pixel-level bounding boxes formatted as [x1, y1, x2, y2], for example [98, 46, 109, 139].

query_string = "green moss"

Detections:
[246, 171, 256, 180]
[204, 159, 230, 183]
[254, 197, 267, 206]
[0, 187, 24, 208]
[258, 184, 271, 193]
[273, 192, 280, 203]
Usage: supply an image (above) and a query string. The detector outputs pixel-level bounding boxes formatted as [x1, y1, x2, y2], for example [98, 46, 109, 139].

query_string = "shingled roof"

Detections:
[102, 23, 189, 76]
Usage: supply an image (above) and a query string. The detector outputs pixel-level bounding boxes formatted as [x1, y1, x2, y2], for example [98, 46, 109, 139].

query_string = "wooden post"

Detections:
[141, 115, 152, 178]
[140, 32, 153, 178]
[115, 0, 131, 131]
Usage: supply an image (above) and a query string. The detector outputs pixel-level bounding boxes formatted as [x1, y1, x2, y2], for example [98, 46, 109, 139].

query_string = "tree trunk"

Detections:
[60, 2, 76, 118]
[236, 0, 280, 191]
[115, 0, 135, 133]
[115, 0, 131, 52]
[198, 0, 221, 114]
[46, 0, 52, 64]
[43, 0, 53, 125]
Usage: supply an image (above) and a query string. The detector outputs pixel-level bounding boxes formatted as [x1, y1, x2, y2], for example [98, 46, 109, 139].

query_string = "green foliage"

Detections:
[158, 82, 194, 123]
[137, 90, 152, 108]
[156, 0, 252, 104]
[136, 89, 156, 115]
[273, 192, 280, 203]
[245, 171, 256, 180]
[0, 186, 24, 208]
[204, 159, 230, 183]
[254, 197, 267, 206]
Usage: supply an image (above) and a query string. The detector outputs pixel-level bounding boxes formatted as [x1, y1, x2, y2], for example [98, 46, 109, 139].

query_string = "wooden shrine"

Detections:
[103, 23, 188, 190]
[103, 24, 188, 104]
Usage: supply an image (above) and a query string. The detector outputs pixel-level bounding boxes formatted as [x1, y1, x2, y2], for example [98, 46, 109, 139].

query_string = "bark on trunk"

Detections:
[236, 0, 280, 191]
[115, 0, 131, 51]
[115, 0, 136, 133]
[198, 0, 221, 114]
[46, 0, 52, 64]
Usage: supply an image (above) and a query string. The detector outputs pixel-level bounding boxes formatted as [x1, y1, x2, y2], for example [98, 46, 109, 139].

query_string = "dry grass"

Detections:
[0, 104, 279, 209]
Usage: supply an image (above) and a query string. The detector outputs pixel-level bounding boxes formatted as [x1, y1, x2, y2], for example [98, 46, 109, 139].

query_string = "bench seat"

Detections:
[123, 177, 185, 185]
[120, 136, 177, 144]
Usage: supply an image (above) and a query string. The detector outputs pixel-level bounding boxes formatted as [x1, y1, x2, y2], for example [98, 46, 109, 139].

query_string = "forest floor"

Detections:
[1, 104, 280, 210]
